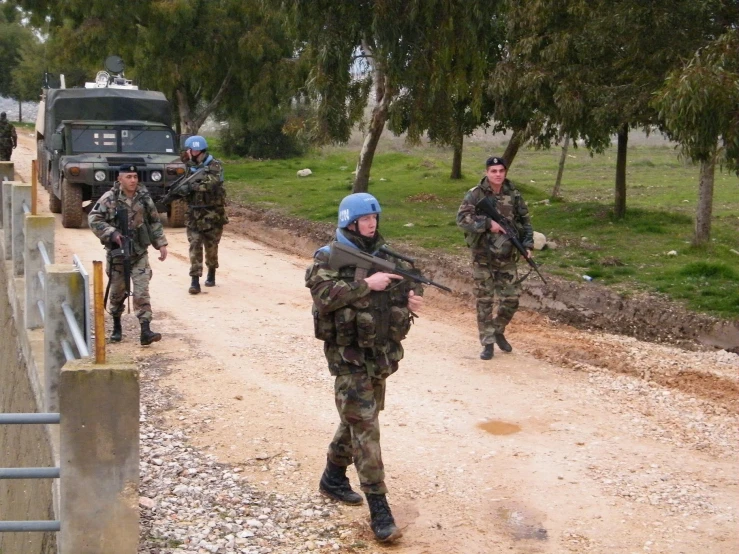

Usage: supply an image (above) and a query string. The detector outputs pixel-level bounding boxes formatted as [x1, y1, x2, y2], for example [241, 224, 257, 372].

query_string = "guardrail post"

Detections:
[43, 264, 85, 413]
[25, 214, 55, 329]
[12, 182, 32, 276]
[2, 180, 14, 258]
[60, 356, 139, 553]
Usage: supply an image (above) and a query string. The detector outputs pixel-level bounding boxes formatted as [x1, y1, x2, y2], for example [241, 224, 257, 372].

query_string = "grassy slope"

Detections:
[216, 140, 739, 318]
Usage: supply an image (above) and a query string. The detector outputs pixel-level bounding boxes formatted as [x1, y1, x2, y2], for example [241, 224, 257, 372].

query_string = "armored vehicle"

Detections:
[35, 60, 187, 227]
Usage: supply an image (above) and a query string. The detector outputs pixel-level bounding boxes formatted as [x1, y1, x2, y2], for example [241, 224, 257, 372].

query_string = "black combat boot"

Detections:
[110, 316, 122, 343]
[480, 344, 494, 360]
[319, 459, 363, 505]
[204, 268, 216, 287]
[495, 333, 513, 353]
[366, 494, 402, 543]
[189, 276, 201, 294]
[140, 320, 162, 346]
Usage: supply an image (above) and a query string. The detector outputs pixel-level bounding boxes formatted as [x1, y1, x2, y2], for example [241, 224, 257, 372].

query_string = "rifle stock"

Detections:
[475, 196, 547, 284]
[110, 206, 133, 313]
[328, 242, 452, 293]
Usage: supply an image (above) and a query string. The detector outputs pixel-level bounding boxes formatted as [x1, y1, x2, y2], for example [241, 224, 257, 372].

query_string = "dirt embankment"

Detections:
[227, 204, 739, 353]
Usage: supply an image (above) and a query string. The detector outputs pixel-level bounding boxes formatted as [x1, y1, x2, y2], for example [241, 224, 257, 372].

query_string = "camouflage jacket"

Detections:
[0, 118, 17, 147]
[176, 155, 228, 230]
[456, 177, 534, 262]
[88, 183, 168, 257]
[305, 231, 423, 378]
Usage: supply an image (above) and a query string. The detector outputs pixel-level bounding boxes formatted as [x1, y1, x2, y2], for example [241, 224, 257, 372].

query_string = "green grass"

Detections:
[212, 140, 739, 318]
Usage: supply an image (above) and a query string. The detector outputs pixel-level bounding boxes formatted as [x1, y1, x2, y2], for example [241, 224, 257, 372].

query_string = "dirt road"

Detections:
[12, 134, 738, 553]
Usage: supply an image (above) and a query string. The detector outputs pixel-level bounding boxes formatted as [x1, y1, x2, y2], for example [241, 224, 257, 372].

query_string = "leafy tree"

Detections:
[284, 0, 505, 191]
[16, 0, 295, 134]
[496, 0, 718, 218]
[653, 29, 739, 245]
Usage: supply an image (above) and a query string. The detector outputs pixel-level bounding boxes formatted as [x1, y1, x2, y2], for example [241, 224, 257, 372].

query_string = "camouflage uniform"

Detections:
[457, 177, 533, 345]
[306, 231, 422, 495]
[89, 183, 168, 322]
[174, 156, 228, 277]
[0, 114, 17, 161]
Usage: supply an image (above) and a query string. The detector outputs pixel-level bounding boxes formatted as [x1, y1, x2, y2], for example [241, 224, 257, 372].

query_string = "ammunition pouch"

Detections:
[137, 224, 152, 249]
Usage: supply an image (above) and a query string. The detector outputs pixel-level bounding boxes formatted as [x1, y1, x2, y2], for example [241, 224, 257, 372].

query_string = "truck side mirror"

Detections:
[50, 133, 64, 151]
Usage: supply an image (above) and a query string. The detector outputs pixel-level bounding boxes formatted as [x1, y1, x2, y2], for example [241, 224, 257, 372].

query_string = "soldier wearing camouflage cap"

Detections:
[89, 164, 169, 345]
[457, 156, 534, 360]
[305, 193, 424, 543]
[0, 112, 18, 161]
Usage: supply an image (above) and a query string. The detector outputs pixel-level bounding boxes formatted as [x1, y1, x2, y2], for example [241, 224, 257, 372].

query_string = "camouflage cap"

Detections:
[118, 164, 137, 173]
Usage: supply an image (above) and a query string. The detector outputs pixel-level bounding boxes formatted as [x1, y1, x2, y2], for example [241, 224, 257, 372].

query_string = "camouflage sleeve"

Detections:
[456, 187, 489, 234]
[192, 159, 224, 193]
[305, 252, 370, 315]
[88, 192, 117, 243]
[514, 191, 534, 248]
[11, 125, 17, 144]
[144, 196, 168, 248]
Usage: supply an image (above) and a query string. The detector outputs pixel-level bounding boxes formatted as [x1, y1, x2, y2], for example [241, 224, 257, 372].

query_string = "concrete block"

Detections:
[25, 215, 55, 329]
[60, 355, 139, 554]
[43, 264, 85, 413]
[12, 182, 33, 276]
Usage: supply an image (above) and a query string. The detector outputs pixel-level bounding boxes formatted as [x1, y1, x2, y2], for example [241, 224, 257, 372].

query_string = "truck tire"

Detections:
[168, 199, 186, 228]
[61, 179, 84, 228]
[49, 189, 62, 213]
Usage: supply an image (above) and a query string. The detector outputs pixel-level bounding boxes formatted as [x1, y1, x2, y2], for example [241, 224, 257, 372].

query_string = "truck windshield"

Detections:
[70, 128, 118, 153]
[121, 129, 176, 154]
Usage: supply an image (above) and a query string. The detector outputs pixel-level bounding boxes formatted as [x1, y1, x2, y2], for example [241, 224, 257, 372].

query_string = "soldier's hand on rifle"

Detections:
[489, 220, 506, 234]
[111, 231, 123, 246]
[407, 290, 423, 313]
[364, 272, 402, 291]
[158, 246, 168, 262]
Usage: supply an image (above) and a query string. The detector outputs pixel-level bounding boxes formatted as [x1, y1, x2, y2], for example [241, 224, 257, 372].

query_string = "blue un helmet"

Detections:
[337, 193, 382, 228]
[185, 135, 208, 151]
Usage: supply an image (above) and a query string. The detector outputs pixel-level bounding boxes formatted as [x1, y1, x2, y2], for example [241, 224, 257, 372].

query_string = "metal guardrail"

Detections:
[0, 413, 61, 533]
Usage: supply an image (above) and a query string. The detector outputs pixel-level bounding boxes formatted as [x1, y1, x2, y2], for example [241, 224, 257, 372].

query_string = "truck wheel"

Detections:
[168, 199, 186, 227]
[61, 179, 84, 228]
[49, 189, 62, 213]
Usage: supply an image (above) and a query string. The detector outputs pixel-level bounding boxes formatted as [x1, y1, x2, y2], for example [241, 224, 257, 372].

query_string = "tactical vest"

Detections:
[312, 265, 414, 351]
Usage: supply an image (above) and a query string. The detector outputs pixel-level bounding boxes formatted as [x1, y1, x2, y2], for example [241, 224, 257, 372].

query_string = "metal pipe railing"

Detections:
[37, 240, 51, 266]
[0, 467, 60, 479]
[0, 521, 61, 532]
[37, 299, 45, 322]
[0, 413, 60, 424]
[61, 301, 89, 358]
[61, 339, 76, 363]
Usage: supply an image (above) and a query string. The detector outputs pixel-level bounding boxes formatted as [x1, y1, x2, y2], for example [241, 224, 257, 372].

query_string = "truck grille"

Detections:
[108, 170, 151, 182]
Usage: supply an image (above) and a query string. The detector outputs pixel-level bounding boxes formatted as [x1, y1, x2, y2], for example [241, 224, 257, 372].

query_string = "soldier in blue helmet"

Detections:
[167, 135, 228, 294]
[305, 193, 424, 543]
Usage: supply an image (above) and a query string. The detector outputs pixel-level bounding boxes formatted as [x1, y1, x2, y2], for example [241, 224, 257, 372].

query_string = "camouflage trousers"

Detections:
[107, 252, 154, 322]
[187, 224, 223, 277]
[0, 145, 11, 161]
[472, 257, 521, 345]
[327, 372, 388, 495]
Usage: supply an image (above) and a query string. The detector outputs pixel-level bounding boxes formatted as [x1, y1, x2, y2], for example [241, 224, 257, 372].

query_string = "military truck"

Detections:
[35, 62, 187, 228]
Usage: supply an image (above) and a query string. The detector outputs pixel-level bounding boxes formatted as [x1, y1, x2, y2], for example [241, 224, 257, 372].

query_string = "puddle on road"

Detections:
[477, 420, 521, 435]
[496, 503, 548, 541]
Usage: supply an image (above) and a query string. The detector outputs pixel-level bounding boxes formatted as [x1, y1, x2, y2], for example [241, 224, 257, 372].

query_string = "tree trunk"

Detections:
[450, 131, 463, 179]
[353, 67, 392, 193]
[502, 129, 524, 167]
[614, 124, 628, 220]
[692, 155, 715, 246]
[18, 100, 22, 123]
[551, 134, 570, 198]
[175, 67, 233, 134]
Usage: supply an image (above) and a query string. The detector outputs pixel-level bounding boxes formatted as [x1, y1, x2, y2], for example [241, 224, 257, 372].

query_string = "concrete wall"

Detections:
[0, 255, 56, 554]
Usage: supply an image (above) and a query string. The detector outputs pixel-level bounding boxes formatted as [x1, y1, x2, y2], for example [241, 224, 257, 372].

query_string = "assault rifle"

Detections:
[329, 242, 452, 292]
[160, 167, 207, 205]
[475, 196, 547, 284]
[104, 206, 133, 313]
